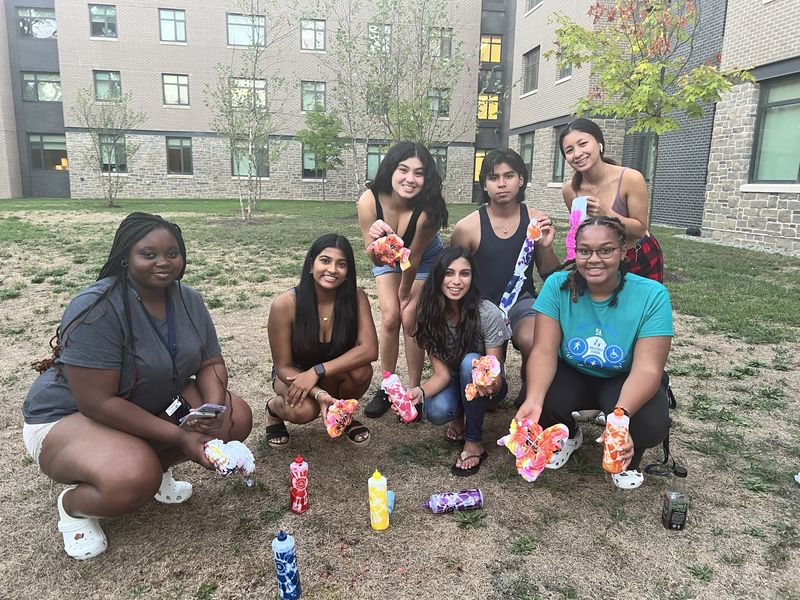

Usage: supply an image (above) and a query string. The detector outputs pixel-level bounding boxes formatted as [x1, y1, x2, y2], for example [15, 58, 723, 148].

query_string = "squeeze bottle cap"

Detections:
[277, 530, 287, 541]
[294, 455, 304, 464]
[613, 407, 624, 417]
[674, 465, 688, 478]
[382, 370, 391, 378]
[371, 469, 382, 480]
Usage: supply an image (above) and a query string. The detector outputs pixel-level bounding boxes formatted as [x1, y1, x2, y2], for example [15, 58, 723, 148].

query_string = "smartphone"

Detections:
[179, 404, 227, 427]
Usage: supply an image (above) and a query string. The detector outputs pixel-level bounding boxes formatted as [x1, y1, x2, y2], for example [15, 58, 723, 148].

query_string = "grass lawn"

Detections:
[0, 198, 798, 599]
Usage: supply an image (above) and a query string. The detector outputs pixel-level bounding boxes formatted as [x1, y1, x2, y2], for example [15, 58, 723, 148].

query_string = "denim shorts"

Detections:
[371, 233, 443, 280]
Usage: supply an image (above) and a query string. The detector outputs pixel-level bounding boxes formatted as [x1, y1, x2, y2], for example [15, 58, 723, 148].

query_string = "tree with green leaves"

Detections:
[549, 0, 752, 216]
[295, 105, 347, 203]
[205, 0, 293, 220]
[70, 88, 144, 208]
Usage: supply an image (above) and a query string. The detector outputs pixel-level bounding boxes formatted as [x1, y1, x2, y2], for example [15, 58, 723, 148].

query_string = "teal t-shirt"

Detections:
[533, 271, 674, 378]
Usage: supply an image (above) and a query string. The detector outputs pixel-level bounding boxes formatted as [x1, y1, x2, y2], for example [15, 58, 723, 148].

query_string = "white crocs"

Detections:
[57, 488, 107, 560]
[546, 428, 583, 469]
[154, 468, 192, 504]
[611, 469, 644, 489]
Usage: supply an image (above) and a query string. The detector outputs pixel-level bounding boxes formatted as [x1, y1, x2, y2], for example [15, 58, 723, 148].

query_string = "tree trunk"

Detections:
[648, 133, 660, 228]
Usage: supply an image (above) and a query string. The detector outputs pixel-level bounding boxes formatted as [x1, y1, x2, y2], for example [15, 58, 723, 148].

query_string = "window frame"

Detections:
[367, 23, 392, 54]
[300, 81, 326, 112]
[557, 61, 573, 81]
[22, 72, 62, 102]
[230, 77, 267, 108]
[431, 27, 452, 59]
[300, 18, 325, 51]
[525, 0, 544, 12]
[231, 139, 269, 178]
[99, 134, 127, 173]
[750, 75, 800, 184]
[552, 125, 567, 183]
[166, 136, 193, 175]
[636, 131, 655, 183]
[427, 88, 450, 118]
[93, 70, 122, 101]
[302, 145, 326, 179]
[17, 7, 57, 38]
[480, 34, 502, 64]
[520, 132, 534, 182]
[366, 144, 387, 181]
[474, 148, 489, 182]
[227, 13, 266, 47]
[477, 93, 499, 121]
[89, 4, 117, 39]
[162, 73, 190, 106]
[28, 133, 67, 170]
[430, 145, 448, 179]
[523, 47, 540, 94]
[159, 8, 186, 42]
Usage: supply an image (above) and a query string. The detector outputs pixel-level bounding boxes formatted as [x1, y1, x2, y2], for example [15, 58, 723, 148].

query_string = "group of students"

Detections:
[22, 118, 673, 560]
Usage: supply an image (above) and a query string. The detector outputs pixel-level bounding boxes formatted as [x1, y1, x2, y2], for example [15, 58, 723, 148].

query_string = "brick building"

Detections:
[701, 0, 800, 252]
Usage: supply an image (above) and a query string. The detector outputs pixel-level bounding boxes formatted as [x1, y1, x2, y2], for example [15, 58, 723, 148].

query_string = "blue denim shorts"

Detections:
[371, 233, 443, 280]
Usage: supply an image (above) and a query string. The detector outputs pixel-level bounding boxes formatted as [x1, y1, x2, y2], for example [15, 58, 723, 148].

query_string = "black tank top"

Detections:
[374, 192, 424, 247]
[473, 204, 536, 305]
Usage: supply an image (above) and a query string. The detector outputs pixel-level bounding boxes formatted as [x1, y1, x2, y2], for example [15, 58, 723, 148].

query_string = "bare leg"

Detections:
[374, 273, 402, 373]
[401, 279, 426, 387]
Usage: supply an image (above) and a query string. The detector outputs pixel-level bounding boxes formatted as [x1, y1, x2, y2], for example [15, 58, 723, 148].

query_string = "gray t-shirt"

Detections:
[23, 278, 221, 424]
[443, 299, 510, 375]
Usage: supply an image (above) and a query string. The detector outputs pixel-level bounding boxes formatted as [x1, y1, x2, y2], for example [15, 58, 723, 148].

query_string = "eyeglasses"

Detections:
[575, 246, 620, 259]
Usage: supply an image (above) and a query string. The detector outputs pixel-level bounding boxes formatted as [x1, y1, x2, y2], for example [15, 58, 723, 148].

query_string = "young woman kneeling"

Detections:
[406, 246, 509, 476]
[516, 216, 673, 489]
[267, 234, 378, 447]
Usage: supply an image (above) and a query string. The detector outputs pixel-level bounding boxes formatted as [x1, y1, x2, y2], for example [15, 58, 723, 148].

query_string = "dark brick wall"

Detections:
[622, 0, 726, 228]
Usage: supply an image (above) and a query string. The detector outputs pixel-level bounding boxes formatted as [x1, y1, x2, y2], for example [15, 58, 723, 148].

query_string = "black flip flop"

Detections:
[344, 420, 371, 447]
[451, 450, 488, 477]
[265, 422, 290, 448]
[444, 426, 465, 446]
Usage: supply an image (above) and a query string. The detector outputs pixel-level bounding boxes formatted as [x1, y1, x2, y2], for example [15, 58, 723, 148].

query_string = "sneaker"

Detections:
[545, 428, 583, 469]
[611, 469, 644, 489]
[364, 388, 391, 418]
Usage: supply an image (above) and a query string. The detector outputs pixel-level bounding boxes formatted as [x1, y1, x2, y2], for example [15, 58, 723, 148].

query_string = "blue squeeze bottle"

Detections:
[272, 530, 301, 599]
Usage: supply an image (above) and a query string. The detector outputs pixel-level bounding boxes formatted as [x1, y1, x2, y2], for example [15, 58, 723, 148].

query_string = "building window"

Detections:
[474, 149, 488, 182]
[22, 73, 62, 102]
[525, 0, 543, 12]
[301, 81, 326, 111]
[162, 74, 189, 105]
[520, 133, 534, 181]
[557, 62, 572, 80]
[523, 47, 540, 93]
[302, 146, 325, 179]
[477, 93, 499, 120]
[366, 144, 387, 181]
[17, 7, 57, 38]
[94, 70, 122, 100]
[552, 125, 566, 182]
[480, 35, 501, 64]
[166, 137, 192, 174]
[368, 23, 391, 54]
[230, 78, 266, 108]
[99, 134, 127, 172]
[428, 88, 450, 118]
[29, 134, 67, 170]
[431, 27, 452, 59]
[89, 4, 117, 38]
[431, 146, 448, 179]
[232, 140, 269, 177]
[751, 76, 800, 183]
[159, 9, 186, 42]
[636, 132, 655, 182]
[227, 13, 265, 46]
[300, 19, 325, 50]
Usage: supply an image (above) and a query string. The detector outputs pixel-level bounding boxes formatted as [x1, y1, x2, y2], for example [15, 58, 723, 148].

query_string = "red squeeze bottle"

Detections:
[289, 455, 308, 513]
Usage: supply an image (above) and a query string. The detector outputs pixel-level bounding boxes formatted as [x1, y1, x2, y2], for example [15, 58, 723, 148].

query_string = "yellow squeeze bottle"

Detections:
[368, 469, 389, 531]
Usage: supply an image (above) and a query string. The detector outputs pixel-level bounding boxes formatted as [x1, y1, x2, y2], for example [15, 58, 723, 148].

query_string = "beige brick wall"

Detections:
[0, 4, 22, 198]
[721, 0, 800, 69]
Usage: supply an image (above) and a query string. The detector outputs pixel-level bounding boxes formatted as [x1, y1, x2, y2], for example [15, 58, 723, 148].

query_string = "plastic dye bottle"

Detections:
[290, 455, 308, 514]
[368, 469, 389, 530]
[423, 489, 484, 514]
[602, 407, 630, 474]
[272, 530, 301, 599]
[662, 466, 689, 530]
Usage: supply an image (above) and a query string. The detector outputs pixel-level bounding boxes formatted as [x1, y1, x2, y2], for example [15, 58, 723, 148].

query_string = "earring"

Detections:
[120, 259, 128, 268]
[599, 143, 604, 153]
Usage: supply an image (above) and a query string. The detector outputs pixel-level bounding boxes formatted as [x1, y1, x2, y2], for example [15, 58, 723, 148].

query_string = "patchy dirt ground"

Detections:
[0, 209, 798, 600]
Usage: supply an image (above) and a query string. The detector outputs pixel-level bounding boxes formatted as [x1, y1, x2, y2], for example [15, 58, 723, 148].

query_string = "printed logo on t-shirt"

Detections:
[566, 328, 626, 370]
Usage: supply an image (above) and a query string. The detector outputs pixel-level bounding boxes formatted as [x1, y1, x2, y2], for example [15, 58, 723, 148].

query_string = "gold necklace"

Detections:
[319, 314, 330, 322]
[486, 204, 513, 235]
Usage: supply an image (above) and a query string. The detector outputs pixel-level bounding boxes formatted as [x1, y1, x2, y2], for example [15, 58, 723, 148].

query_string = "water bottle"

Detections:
[423, 489, 484, 514]
[272, 530, 301, 599]
[368, 469, 389, 530]
[661, 466, 689, 530]
[290, 455, 308, 514]
[602, 407, 630, 474]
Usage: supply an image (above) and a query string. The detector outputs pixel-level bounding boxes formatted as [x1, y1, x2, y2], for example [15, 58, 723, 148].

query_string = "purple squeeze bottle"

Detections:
[423, 489, 484, 514]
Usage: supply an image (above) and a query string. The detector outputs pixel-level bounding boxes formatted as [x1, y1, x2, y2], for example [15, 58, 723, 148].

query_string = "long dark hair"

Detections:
[414, 246, 482, 367]
[557, 216, 629, 307]
[559, 118, 618, 194]
[292, 234, 359, 366]
[368, 141, 449, 230]
[32, 213, 188, 398]
[478, 148, 528, 204]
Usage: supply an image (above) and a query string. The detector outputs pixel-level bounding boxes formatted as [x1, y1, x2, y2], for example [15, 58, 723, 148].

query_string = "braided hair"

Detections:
[32, 213, 187, 399]
[558, 216, 629, 307]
